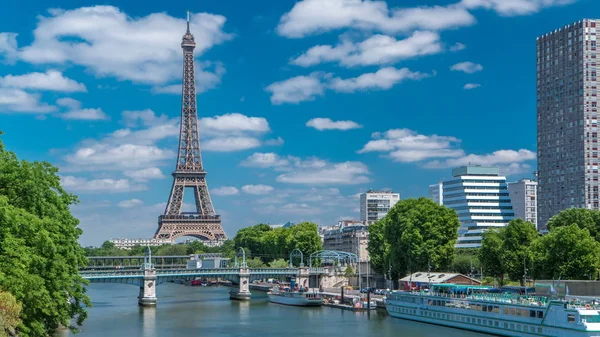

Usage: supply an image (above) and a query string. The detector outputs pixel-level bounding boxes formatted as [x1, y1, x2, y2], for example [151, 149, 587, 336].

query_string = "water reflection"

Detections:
[140, 307, 156, 337]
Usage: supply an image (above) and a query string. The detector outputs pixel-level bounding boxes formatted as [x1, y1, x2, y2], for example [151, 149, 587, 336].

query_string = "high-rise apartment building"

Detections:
[359, 190, 400, 223]
[442, 166, 515, 249]
[537, 19, 600, 228]
[507, 179, 538, 229]
[429, 182, 443, 205]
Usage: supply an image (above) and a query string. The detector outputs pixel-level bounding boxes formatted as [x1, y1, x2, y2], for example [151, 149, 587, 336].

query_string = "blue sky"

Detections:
[0, 0, 594, 246]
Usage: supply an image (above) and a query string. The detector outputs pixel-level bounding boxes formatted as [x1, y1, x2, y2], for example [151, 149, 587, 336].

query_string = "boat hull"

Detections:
[268, 293, 322, 307]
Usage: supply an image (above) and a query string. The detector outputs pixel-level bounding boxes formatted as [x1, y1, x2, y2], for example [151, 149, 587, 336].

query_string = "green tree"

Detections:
[452, 253, 480, 276]
[344, 265, 355, 277]
[0, 137, 90, 337]
[383, 198, 460, 276]
[245, 257, 266, 268]
[233, 224, 272, 258]
[154, 244, 189, 256]
[268, 258, 288, 268]
[479, 229, 506, 286]
[502, 219, 539, 285]
[547, 208, 600, 242]
[530, 224, 600, 280]
[286, 222, 322, 257]
[367, 219, 393, 278]
[0, 290, 21, 337]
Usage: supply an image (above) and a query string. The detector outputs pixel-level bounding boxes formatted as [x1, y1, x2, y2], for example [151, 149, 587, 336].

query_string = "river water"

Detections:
[60, 284, 492, 337]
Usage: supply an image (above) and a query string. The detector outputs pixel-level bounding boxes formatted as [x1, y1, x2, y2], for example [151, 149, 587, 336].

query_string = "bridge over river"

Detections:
[80, 248, 333, 306]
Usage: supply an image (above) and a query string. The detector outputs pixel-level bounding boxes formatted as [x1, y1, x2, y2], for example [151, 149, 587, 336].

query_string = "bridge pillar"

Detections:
[138, 269, 157, 306]
[229, 268, 251, 301]
[296, 266, 310, 289]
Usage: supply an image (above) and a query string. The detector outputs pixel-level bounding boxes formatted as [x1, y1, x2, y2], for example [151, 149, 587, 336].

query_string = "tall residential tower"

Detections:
[537, 19, 600, 228]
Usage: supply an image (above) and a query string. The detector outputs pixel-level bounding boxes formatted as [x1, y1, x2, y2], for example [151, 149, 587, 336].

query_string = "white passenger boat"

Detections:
[385, 284, 600, 337]
[268, 286, 322, 307]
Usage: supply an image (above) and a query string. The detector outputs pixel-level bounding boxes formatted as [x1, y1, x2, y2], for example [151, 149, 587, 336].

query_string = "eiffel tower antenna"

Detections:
[186, 10, 190, 33]
[153, 13, 227, 243]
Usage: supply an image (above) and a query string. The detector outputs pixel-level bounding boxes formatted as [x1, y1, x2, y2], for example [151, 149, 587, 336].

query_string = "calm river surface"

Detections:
[60, 284, 493, 337]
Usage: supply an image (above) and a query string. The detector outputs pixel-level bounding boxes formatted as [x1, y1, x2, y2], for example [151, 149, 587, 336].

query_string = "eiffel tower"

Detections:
[154, 12, 227, 243]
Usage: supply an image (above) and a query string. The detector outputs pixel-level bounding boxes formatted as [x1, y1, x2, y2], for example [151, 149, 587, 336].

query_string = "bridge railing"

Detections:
[80, 267, 329, 280]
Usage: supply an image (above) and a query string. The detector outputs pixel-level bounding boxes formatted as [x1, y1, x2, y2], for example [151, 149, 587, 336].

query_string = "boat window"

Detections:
[494, 306, 500, 313]
[538, 327, 542, 334]
[530, 310, 536, 318]
[568, 314, 576, 323]
[581, 315, 600, 323]
[537, 311, 544, 319]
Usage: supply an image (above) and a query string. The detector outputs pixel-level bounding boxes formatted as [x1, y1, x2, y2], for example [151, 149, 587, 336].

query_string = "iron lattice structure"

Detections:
[154, 15, 227, 242]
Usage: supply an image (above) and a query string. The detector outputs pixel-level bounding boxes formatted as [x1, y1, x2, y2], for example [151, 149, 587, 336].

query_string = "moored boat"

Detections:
[268, 286, 322, 307]
[385, 283, 600, 337]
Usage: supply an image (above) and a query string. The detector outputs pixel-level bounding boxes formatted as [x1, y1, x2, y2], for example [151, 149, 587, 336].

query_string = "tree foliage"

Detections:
[547, 208, 600, 242]
[0, 137, 90, 337]
[530, 224, 600, 280]
[233, 222, 322, 263]
[479, 229, 506, 285]
[268, 259, 288, 268]
[0, 290, 21, 337]
[367, 219, 391, 277]
[452, 251, 480, 276]
[479, 219, 538, 285]
[368, 198, 460, 278]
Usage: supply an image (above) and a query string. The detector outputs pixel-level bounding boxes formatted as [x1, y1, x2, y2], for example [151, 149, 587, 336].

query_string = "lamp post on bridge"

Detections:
[230, 248, 251, 301]
[139, 246, 157, 307]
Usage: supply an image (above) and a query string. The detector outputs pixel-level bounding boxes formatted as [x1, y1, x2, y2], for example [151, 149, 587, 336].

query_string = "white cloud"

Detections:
[359, 128, 537, 175]
[241, 152, 370, 185]
[8, 6, 232, 85]
[459, 0, 577, 16]
[0, 33, 18, 63]
[118, 199, 144, 208]
[329, 67, 429, 93]
[291, 31, 442, 67]
[121, 109, 169, 127]
[0, 88, 55, 113]
[0, 70, 86, 92]
[451, 61, 483, 73]
[202, 137, 262, 152]
[424, 149, 537, 169]
[124, 167, 165, 181]
[267, 67, 429, 104]
[306, 118, 362, 131]
[277, 161, 370, 185]
[199, 113, 270, 136]
[358, 128, 464, 162]
[64, 143, 174, 171]
[240, 152, 290, 169]
[61, 108, 108, 120]
[450, 42, 466, 51]
[61, 175, 147, 193]
[266, 72, 327, 104]
[56, 97, 82, 109]
[242, 184, 274, 195]
[464, 83, 481, 90]
[264, 137, 285, 146]
[212, 186, 240, 196]
[277, 0, 476, 38]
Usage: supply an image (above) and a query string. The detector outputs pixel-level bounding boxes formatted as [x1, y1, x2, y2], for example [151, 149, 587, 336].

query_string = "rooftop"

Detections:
[452, 165, 500, 177]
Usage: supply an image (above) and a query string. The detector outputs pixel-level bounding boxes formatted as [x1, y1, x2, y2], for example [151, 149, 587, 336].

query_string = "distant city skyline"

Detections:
[0, 0, 595, 245]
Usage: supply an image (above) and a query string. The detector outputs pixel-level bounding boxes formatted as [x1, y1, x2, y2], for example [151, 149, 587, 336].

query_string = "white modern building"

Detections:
[507, 179, 538, 230]
[429, 182, 443, 205]
[360, 190, 400, 223]
[442, 166, 515, 249]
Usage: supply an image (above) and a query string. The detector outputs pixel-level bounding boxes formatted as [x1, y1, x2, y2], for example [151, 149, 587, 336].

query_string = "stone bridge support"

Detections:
[138, 269, 157, 306]
[229, 268, 251, 301]
[296, 267, 310, 289]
